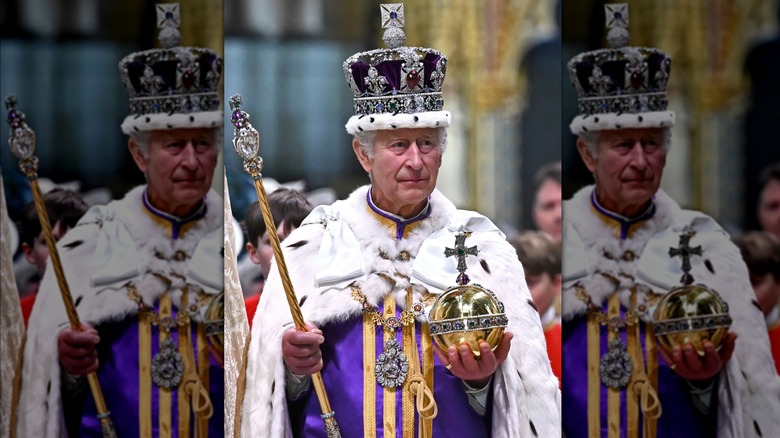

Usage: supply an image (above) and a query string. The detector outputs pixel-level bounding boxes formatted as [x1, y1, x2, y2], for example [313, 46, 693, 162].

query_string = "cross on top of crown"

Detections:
[605, 4, 629, 30]
[444, 231, 478, 285]
[156, 3, 181, 48]
[157, 3, 180, 29]
[668, 228, 703, 285]
[381, 4, 405, 29]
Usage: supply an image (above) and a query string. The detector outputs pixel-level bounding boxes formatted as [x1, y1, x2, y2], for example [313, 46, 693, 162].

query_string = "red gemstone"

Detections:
[630, 70, 644, 89]
[183, 70, 196, 89]
[406, 70, 421, 89]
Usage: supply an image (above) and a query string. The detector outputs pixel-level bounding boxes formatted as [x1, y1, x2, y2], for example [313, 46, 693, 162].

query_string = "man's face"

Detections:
[525, 272, 561, 317]
[247, 220, 297, 278]
[578, 128, 666, 216]
[22, 220, 70, 276]
[129, 128, 218, 217]
[354, 128, 442, 218]
[758, 179, 780, 239]
[751, 272, 780, 317]
[533, 179, 562, 243]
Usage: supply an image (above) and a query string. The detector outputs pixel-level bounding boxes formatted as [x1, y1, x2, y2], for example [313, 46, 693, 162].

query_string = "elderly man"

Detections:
[562, 4, 780, 437]
[240, 4, 560, 437]
[16, 6, 224, 437]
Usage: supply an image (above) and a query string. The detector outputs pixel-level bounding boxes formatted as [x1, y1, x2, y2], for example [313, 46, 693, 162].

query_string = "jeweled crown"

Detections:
[117, 3, 223, 134]
[343, 4, 448, 126]
[567, 4, 674, 134]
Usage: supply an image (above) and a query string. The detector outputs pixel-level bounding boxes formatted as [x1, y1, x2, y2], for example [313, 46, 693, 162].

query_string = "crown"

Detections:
[343, 3, 450, 135]
[567, 4, 675, 135]
[118, 3, 223, 135]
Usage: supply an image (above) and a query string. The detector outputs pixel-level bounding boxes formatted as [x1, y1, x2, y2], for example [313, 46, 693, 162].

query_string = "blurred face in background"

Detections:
[751, 272, 780, 317]
[22, 220, 70, 276]
[758, 178, 780, 239]
[247, 220, 297, 278]
[533, 179, 562, 243]
[525, 271, 561, 318]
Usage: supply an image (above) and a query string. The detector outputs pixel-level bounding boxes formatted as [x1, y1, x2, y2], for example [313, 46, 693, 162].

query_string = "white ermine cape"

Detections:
[241, 186, 561, 437]
[562, 186, 780, 437]
[16, 185, 223, 438]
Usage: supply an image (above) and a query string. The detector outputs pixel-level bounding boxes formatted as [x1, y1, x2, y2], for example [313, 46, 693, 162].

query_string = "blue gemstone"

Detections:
[390, 11, 398, 19]
[376, 103, 385, 111]
[166, 11, 173, 19]
[615, 12, 622, 19]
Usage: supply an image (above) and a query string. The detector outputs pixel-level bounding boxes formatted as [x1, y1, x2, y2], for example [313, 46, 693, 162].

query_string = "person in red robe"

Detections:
[509, 230, 562, 386]
[243, 188, 313, 328]
[734, 231, 780, 374]
[18, 188, 88, 327]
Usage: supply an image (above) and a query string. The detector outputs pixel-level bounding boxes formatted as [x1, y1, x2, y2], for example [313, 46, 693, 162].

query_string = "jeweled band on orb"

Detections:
[652, 314, 733, 336]
[428, 314, 509, 336]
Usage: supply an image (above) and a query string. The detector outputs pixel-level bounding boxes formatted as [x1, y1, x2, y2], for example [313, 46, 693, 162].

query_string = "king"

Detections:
[15, 4, 225, 437]
[561, 4, 780, 437]
[240, 4, 560, 437]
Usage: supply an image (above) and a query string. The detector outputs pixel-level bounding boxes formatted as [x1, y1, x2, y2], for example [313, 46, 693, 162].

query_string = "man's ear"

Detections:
[576, 138, 597, 173]
[352, 138, 372, 173]
[21, 242, 36, 265]
[128, 139, 149, 173]
[246, 242, 262, 265]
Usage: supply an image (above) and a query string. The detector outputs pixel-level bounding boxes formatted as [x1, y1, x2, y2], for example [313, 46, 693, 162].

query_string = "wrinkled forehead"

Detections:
[150, 127, 219, 142]
[598, 127, 664, 143]
[375, 127, 440, 143]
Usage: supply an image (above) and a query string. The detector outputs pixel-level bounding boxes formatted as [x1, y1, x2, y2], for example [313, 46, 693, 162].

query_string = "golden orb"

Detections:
[428, 284, 508, 356]
[653, 284, 732, 356]
[204, 291, 225, 358]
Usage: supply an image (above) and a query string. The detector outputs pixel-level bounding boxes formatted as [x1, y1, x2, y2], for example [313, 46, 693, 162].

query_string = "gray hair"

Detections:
[130, 127, 223, 157]
[354, 127, 448, 159]
[580, 127, 671, 157]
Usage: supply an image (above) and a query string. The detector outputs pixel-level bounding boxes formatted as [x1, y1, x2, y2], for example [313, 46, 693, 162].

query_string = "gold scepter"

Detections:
[4, 95, 118, 438]
[228, 94, 341, 437]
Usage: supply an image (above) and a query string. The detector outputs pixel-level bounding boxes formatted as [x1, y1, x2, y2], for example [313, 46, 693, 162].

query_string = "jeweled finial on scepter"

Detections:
[5, 95, 39, 176]
[229, 94, 263, 178]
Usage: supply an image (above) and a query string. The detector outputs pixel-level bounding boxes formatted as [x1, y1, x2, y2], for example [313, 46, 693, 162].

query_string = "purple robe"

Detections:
[79, 307, 224, 437]
[293, 304, 489, 437]
[562, 308, 714, 437]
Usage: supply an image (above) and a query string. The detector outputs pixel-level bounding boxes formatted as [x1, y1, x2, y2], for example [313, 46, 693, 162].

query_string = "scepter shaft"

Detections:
[229, 94, 340, 437]
[251, 177, 338, 430]
[6, 95, 116, 438]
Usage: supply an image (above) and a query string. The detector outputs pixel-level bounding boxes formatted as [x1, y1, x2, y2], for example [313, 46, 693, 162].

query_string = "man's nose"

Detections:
[405, 143, 423, 169]
[628, 142, 648, 169]
[181, 142, 199, 168]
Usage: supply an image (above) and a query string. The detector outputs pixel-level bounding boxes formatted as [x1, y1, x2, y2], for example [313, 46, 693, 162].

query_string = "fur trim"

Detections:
[241, 185, 560, 437]
[569, 110, 675, 135]
[345, 111, 451, 135]
[562, 185, 780, 437]
[120, 111, 222, 135]
[16, 185, 223, 438]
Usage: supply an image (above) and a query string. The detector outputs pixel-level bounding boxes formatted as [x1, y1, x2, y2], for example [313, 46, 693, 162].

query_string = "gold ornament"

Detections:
[428, 232, 507, 356]
[653, 284, 731, 356]
[652, 230, 732, 356]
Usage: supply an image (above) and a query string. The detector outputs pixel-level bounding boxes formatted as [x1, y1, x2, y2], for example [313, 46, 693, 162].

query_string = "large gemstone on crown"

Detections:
[428, 284, 507, 356]
[652, 284, 732, 356]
